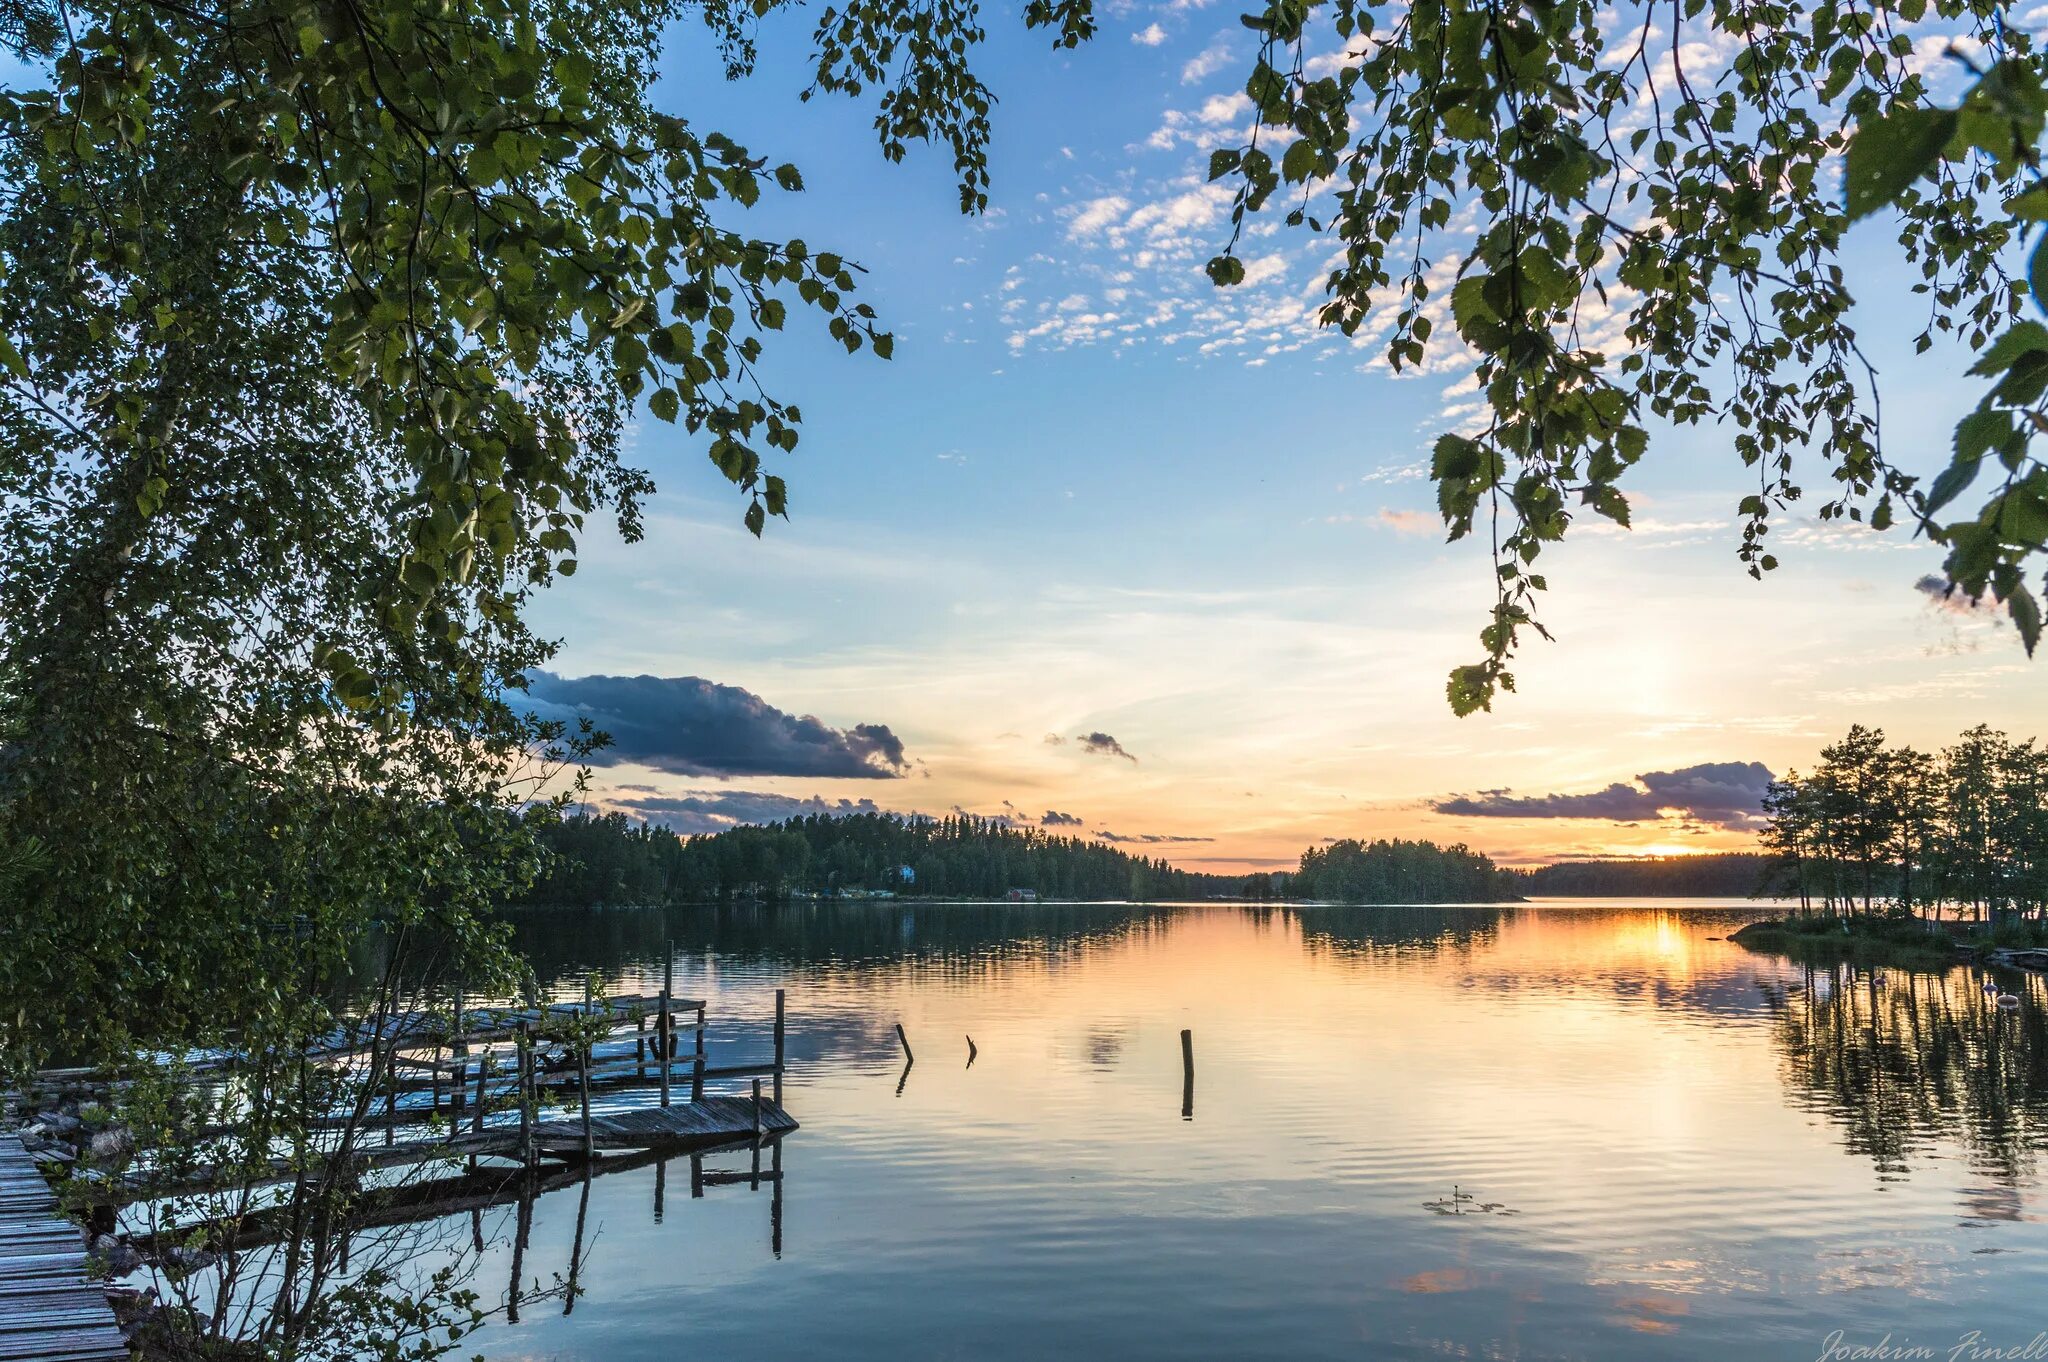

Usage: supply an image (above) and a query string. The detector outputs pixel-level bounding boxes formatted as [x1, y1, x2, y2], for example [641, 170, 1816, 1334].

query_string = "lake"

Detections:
[428, 899, 2048, 1361]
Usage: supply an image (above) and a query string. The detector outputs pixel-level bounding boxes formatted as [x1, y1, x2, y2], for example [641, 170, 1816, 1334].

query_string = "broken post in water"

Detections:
[1181, 1028, 1194, 1120]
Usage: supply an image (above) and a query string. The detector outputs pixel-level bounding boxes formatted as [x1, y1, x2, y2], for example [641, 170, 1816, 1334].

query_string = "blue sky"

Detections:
[523, 5, 2046, 869]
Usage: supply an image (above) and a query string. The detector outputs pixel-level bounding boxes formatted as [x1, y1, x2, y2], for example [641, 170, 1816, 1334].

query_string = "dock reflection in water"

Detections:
[419, 900, 2048, 1360]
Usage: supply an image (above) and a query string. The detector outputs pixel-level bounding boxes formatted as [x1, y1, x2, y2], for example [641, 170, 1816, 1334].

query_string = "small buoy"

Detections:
[1998, 994, 2022, 1010]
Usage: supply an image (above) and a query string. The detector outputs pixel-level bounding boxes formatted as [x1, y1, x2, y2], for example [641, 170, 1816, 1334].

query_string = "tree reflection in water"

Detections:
[1763, 962, 2048, 1183]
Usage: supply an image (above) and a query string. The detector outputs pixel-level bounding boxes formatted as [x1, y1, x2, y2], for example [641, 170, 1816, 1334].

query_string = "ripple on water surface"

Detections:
[440, 901, 2048, 1360]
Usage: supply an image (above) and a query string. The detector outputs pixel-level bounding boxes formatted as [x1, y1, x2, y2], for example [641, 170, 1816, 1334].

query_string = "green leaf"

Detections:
[1955, 408, 2011, 464]
[1205, 255, 1246, 287]
[1967, 321, 2048, 377]
[1924, 453, 1981, 515]
[1844, 107, 1956, 221]
[2009, 582, 2043, 656]
[648, 388, 680, 423]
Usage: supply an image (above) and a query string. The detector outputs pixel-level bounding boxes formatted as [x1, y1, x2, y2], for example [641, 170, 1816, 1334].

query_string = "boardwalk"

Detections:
[0, 1135, 124, 1362]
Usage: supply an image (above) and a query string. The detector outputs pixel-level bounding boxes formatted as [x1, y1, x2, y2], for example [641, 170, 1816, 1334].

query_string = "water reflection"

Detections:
[1764, 960, 2048, 1183]
[361, 902, 2048, 1360]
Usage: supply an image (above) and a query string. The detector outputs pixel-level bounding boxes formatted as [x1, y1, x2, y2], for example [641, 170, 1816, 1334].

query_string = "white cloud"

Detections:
[1181, 37, 1233, 83]
[1132, 22, 1168, 45]
[1196, 92, 1251, 125]
[1065, 196, 1132, 240]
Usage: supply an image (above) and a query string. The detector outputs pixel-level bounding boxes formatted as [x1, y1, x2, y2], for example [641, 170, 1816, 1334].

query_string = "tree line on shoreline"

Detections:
[509, 812, 1777, 908]
[1761, 725, 2046, 923]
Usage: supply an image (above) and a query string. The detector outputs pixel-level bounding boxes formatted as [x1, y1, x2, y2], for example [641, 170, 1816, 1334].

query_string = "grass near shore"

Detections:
[1728, 915, 1964, 970]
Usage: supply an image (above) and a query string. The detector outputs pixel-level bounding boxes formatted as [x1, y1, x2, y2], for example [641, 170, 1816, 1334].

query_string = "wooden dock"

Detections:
[0, 1135, 124, 1362]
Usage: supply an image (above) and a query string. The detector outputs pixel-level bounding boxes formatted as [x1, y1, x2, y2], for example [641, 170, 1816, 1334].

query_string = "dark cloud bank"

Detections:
[610, 790, 887, 836]
[524, 671, 908, 779]
[1432, 761, 1775, 830]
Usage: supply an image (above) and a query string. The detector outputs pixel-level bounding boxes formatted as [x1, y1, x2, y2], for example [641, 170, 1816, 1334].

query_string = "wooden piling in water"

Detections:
[1180, 1028, 1194, 1120]
[752, 1078, 764, 1141]
[774, 988, 786, 1106]
[896, 1023, 913, 1065]
[658, 991, 672, 1109]
[518, 1021, 534, 1167]
[771, 1138, 784, 1258]
[691, 1005, 707, 1102]
[966, 1035, 978, 1067]
[577, 1037, 594, 1163]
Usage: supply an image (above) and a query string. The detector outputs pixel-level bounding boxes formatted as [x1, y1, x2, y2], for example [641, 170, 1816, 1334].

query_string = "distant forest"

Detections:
[1290, 838, 1520, 902]
[510, 811, 1253, 905]
[1515, 853, 1770, 898]
[509, 813, 1530, 906]
[509, 811, 1791, 909]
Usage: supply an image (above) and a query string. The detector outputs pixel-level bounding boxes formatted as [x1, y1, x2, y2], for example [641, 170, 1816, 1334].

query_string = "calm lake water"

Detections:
[428, 900, 2048, 1361]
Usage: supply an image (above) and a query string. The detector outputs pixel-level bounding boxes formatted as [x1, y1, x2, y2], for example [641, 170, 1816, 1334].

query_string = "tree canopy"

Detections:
[0, 0, 1089, 1070]
[1206, 0, 2048, 709]
[1761, 722, 2047, 921]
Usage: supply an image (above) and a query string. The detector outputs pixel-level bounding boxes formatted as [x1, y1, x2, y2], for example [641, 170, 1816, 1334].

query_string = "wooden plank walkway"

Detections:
[530, 1095, 796, 1153]
[0, 1135, 125, 1362]
[107, 1093, 798, 1205]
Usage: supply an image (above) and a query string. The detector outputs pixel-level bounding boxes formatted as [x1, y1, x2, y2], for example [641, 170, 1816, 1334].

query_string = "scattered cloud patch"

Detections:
[1376, 509, 1440, 535]
[1132, 21, 1167, 44]
[1076, 731, 1138, 762]
[1042, 809, 1085, 826]
[1915, 573, 2004, 620]
[1431, 761, 1776, 830]
[1181, 36, 1234, 83]
[1093, 830, 1215, 843]
[524, 671, 908, 779]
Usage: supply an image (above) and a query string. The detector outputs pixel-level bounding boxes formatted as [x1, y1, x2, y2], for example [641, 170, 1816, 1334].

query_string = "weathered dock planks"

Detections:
[0, 1135, 125, 1361]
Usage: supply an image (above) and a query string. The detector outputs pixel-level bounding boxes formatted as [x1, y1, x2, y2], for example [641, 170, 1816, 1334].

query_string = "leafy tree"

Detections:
[0, 0, 1088, 1077]
[1759, 721, 2047, 923]
[1291, 836, 1517, 902]
[1206, 0, 2046, 710]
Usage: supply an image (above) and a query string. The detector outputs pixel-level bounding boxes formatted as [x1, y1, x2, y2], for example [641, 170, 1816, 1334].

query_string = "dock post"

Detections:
[774, 988, 786, 1106]
[690, 1151, 704, 1199]
[654, 1157, 667, 1223]
[1180, 1028, 1194, 1121]
[691, 1004, 706, 1102]
[636, 1014, 646, 1079]
[895, 1023, 913, 1066]
[752, 1077, 763, 1141]
[770, 1139, 783, 1258]
[577, 1036, 593, 1163]
[452, 987, 467, 1119]
[663, 944, 673, 1001]
[471, 1054, 488, 1135]
[658, 991, 672, 1108]
[469, 1050, 488, 1177]
[518, 1021, 534, 1167]
[383, 1047, 396, 1146]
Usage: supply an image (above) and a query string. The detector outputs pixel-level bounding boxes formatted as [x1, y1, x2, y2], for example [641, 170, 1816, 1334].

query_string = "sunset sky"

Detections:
[523, 7, 2044, 872]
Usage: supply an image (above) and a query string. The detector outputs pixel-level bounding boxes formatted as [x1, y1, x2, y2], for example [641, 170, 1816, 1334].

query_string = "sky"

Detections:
[521, 3, 2046, 873]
